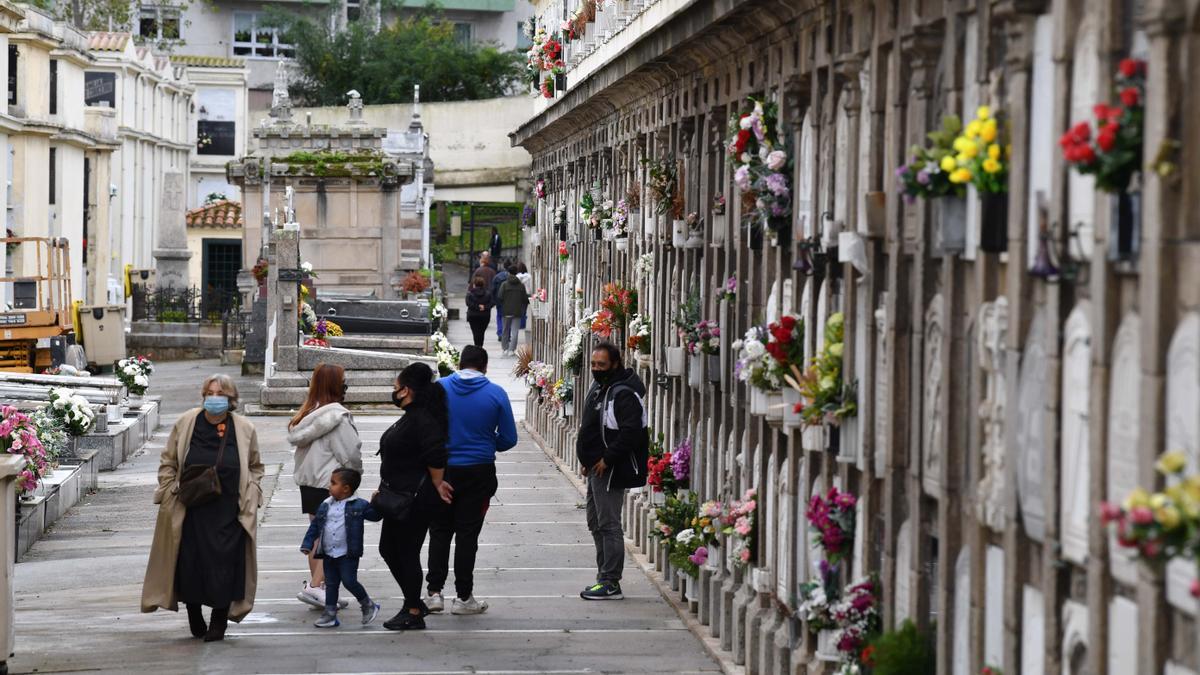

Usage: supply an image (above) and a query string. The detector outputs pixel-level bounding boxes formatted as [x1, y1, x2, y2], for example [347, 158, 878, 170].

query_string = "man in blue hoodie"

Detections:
[427, 345, 518, 615]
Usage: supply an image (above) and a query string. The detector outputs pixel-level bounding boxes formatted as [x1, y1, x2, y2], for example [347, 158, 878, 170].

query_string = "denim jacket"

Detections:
[300, 496, 382, 559]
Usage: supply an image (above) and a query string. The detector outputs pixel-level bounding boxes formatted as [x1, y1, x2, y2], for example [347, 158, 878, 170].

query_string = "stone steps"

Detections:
[259, 384, 396, 407]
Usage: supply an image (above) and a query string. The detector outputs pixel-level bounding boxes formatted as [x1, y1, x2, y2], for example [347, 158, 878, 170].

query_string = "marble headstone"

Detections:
[1016, 309, 1050, 541]
[1061, 600, 1090, 675]
[1021, 585, 1046, 675]
[976, 297, 1009, 531]
[1066, 13, 1100, 261]
[1107, 312, 1141, 584]
[152, 171, 192, 288]
[797, 110, 815, 239]
[985, 546, 1005, 666]
[1107, 596, 1138, 674]
[874, 296, 889, 475]
[923, 294, 945, 497]
[953, 550, 971, 675]
[1166, 313, 1200, 613]
[1060, 302, 1093, 564]
[894, 519, 912, 625]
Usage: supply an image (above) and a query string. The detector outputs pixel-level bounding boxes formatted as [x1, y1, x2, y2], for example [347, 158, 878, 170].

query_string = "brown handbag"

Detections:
[177, 420, 230, 508]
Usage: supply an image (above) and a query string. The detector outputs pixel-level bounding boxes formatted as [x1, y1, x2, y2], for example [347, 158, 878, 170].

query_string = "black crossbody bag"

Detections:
[372, 474, 427, 521]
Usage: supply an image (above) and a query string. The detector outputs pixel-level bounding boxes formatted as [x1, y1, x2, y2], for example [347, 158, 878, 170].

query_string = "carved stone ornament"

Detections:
[922, 293, 945, 498]
[1015, 309, 1049, 541]
[975, 297, 1009, 531]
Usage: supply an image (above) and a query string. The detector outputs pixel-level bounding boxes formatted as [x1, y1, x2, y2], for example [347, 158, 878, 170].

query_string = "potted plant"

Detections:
[116, 355, 155, 402]
[895, 115, 967, 253]
[1061, 58, 1145, 263]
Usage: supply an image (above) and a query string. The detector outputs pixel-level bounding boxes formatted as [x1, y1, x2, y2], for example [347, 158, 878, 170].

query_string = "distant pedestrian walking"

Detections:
[490, 262, 510, 341]
[426, 346, 517, 615]
[498, 265, 529, 356]
[465, 275, 494, 348]
[288, 364, 363, 611]
[576, 344, 649, 600]
[141, 374, 264, 642]
[489, 226, 503, 261]
[473, 251, 497, 291]
[516, 262, 532, 330]
[376, 363, 454, 631]
[301, 468, 382, 628]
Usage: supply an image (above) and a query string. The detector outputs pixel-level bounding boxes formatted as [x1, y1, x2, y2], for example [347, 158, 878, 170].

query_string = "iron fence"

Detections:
[131, 285, 240, 323]
[221, 309, 249, 350]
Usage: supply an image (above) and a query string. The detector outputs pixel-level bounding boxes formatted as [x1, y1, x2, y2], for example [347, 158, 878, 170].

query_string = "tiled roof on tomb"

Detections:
[87, 32, 130, 51]
[186, 200, 243, 229]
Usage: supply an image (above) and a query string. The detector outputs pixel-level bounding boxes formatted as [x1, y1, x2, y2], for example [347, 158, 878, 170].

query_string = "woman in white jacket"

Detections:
[288, 363, 363, 609]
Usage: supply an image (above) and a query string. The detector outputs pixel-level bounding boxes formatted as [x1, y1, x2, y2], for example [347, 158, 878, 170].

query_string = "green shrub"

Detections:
[868, 620, 935, 675]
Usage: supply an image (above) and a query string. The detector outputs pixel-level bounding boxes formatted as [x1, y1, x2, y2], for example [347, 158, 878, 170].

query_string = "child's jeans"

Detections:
[323, 555, 369, 611]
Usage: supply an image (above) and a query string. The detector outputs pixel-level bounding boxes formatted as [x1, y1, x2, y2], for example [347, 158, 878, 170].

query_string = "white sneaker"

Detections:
[426, 592, 444, 613]
[297, 581, 350, 609]
[451, 596, 489, 615]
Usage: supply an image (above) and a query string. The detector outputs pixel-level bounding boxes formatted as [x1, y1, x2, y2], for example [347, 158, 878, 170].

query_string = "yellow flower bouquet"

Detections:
[944, 106, 1010, 195]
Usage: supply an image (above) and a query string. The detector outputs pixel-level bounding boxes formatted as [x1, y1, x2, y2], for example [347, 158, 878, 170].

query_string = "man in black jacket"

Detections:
[575, 343, 648, 600]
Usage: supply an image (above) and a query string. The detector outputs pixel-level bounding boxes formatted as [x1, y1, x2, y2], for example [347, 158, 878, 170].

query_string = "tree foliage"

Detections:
[270, 6, 524, 106]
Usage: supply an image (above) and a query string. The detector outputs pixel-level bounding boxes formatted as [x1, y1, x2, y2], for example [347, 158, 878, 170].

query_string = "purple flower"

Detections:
[916, 170, 931, 185]
[895, 165, 908, 177]
[670, 438, 692, 481]
[765, 172, 789, 197]
[770, 203, 788, 217]
[734, 165, 752, 191]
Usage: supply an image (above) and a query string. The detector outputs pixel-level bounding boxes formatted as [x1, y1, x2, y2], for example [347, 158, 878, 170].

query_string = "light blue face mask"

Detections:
[203, 395, 230, 415]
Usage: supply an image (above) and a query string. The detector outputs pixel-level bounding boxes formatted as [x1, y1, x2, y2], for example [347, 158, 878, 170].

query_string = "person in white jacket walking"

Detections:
[288, 364, 363, 609]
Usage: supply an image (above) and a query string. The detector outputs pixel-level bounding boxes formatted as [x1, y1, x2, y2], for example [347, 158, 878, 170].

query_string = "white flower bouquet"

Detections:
[430, 331, 460, 377]
[115, 355, 155, 396]
[48, 387, 97, 437]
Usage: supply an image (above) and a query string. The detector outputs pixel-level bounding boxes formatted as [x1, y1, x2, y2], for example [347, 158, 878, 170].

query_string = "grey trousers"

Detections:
[502, 314, 521, 352]
[585, 471, 627, 583]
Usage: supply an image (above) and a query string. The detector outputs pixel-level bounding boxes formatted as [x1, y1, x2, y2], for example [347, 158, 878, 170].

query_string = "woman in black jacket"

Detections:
[377, 363, 452, 630]
[465, 275, 493, 347]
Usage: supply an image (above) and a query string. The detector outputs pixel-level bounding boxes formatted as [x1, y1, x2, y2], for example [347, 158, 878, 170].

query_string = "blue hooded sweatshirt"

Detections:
[439, 370, 518, 466]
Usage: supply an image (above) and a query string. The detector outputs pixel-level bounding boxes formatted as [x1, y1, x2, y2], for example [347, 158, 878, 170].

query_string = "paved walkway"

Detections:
[8, 317, 719, 673]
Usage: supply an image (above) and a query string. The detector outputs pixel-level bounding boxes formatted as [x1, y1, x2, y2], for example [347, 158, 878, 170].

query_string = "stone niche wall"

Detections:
[514, 0, 1200, 673]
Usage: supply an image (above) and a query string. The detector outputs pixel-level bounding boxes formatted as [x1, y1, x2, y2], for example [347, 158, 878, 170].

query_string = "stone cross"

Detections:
[270, 60, 292, 124]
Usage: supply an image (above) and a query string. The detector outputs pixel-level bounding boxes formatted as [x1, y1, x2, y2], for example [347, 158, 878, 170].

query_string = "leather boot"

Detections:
[186, 603, 207, 639]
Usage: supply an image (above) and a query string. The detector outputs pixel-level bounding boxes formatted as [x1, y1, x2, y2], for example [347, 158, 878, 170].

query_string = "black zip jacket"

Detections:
[576, 367, 649, 489]
[378, 401, 448, 506]
[466, 287, 493, 319]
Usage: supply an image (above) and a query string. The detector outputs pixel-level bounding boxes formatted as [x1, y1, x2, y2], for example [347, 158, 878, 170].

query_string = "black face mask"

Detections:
[592, 368, 611, 384]
[392, 391, 406, 408]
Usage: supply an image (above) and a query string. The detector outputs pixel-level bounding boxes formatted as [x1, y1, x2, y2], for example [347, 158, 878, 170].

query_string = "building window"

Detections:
[346, 0, 361, 23]
[7, 45, 17, 107]
[453, 22, 472, 46]
[516, 22, 532, 49]
[49, 59, 57, 115]
[48, 148, 55, 205]
[233, 12, 294, 58]
[139, 6, 181, 41]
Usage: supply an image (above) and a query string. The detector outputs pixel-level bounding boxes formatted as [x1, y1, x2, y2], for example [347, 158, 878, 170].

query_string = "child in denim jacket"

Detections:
[301, 468, 382, 627]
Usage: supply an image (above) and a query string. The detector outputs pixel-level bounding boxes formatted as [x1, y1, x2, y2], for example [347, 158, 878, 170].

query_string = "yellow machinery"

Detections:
[0, 237, 75, 372]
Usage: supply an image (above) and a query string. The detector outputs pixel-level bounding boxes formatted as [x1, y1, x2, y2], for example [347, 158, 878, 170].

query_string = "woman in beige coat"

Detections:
[141, 374, 264, 642]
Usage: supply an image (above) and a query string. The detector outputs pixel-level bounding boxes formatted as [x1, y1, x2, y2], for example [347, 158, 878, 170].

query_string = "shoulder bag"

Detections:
[372, 474, 427, 521]
[178, 420, 230, 508]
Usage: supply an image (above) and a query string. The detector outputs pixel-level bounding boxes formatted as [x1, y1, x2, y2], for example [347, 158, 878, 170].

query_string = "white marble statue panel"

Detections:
[1021, 585, 1046, 675]
[985, 546, 1005, 666]
[1060, 302, 1093, 564]
[798, 110, 816, 239]
[776, 456, 792, 601]
[894, 519, 912, 625]
[874, 296, 889, 474]
[1016, 309, 1050, 541]
[1166, 313, 1200, 613]
[923, 294, 946, 497]
[1107, 312, 1141, 584]
[976, 297, 1009, 531]
[953, 549, 971, 675]
[855, 64, 872, 236]
[830, 91, 849, 248]
[1026, 14, 1056, 265]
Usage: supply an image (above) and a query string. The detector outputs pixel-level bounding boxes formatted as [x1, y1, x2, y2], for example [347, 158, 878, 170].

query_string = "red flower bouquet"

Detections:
[1060, 58, 1145, 193]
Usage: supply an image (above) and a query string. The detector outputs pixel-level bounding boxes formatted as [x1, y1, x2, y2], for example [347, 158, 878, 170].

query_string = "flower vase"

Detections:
[592, 227, 602, 241]
[629, 212, 643, 234]
[1110, 191, 1141, 261]
[555, 73, 567, 92]
[934, 196, 967, 254]
[671, 220, 688, 248]
[564, 401, 574, 418]
[615, 236, 629, 252]
[979, 192, 1008, 253]
[603, 225, 616, 241]
[816, 629, 840, 662]
[683, 573, 695, 601]
[684, 228, 704, 248]
[704, 544, 720, 571]
[765, 391, 784, 424]
[748, 224, 763, 251]
[531, 230, 541, 249]
[783, 388, 802, 429]
[127, 393, 144, 408]
[750, 389, 766, 416]
[828, 425, 841, 454]
[651, 490, 666, 506]
[688, 353, 702, 388]
[106, 403, 122, 425]
[706, 353, 720, 384]
[665, 346, 685, 376]
[636, 352, 653, 369]
[257, 281, 267, 300]
[711, 213, 727, 245]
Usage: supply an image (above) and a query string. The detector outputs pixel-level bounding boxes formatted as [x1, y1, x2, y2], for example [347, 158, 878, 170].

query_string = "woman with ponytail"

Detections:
[376, 362, 453, 630]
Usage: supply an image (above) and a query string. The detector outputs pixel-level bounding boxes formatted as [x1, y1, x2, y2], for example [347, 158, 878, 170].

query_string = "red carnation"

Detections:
[1076, 145, 1097, 164]
[1118, 58, 1144, 78]
[780, 315, 796, 331]
[1070, 121, 1091, 143]
[1058, 130, 1075, 149]
[734, 129, 750, 155]
[1097, 130, 1116, 152]
[1119, 86, 1140, 107]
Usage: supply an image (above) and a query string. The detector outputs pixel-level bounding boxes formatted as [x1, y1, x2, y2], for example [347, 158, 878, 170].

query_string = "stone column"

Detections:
[267, 228, 300, 375]
[152, 170, 191, 289]
[88, 151, 112, 306]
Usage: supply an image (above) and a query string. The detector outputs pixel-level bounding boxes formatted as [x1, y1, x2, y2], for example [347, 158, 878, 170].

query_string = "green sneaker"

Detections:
[580, 582, 623, 600]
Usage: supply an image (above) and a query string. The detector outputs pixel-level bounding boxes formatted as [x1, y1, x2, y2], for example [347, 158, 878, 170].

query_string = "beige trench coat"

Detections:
[140, 409, 265, 622]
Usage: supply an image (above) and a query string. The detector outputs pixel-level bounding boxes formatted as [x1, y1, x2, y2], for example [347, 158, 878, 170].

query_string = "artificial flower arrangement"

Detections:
[429, 297, 447, 326]
[715, 276, 737, 303]
[1060, 58, 1145, 193]
[643, 158, 677, 216]
[792, 312, 857, 426]
[652, 491, 699, 563]
[634, 252, 653, 279]
[578, 188, 612, 229]
[806, 485, 857, 565]
[721, 487, 758, 567]
[681, 499, 725, 571]
[251, 258, 269, 282]
[2, 405, 49, 497]
[48, 388, 97, 437]
[944, 106, 1009, 195]
[401, 270, 431, 294]
[895, 115, 964, 202]
[712, 193, 726, 215]
[626, 181, 642, 214]
[300, 260, 317, 279]
[599, 282, 637, 329]
[304, 317, 343, 348]
[823, 577, 884, 669]
[29, 408, 68, 467]
[672, 294, 701, 351]
[590, 308, 618, 339]
[549, 377, 574, 409]
[1100, 449, 1200, 597]
[611, 199, 630, 237]
[733, 326, 784, 393]
[524, 360, 556, 395]
[525, 25, 547, 87]
[429, 331, 460, 377]
[534, 178, 546, 200]
[627, 313, 652, 355]
[116, 355, 155, 396]
[684, 320, 721, 356]
[765, 314, 804, 372]
[561, 318, 589, 373]
[727, 96, 792, 239]
[558, 240, 570, 262]
[647, 431, 683, 493]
